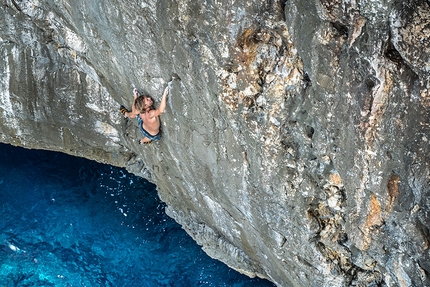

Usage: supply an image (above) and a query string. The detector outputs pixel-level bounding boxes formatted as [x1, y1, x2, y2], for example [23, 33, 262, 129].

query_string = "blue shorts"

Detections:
[136, 114, 161, 141]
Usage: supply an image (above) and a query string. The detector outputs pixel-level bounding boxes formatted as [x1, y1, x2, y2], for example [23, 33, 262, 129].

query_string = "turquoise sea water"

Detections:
[0, 143, 275, 287]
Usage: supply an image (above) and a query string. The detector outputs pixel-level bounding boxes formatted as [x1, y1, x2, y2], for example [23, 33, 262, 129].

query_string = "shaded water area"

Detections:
[0, 143, 275, 287]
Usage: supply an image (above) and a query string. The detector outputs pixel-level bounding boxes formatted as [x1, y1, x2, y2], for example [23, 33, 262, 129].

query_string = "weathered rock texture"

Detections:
[1, 0, 429, 286]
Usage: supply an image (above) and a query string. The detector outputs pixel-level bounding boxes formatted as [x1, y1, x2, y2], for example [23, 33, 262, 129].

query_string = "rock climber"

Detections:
[120, 86, 169, 144]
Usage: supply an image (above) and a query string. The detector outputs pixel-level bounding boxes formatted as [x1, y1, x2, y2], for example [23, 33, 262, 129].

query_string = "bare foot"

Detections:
[139, 138, 152, 145]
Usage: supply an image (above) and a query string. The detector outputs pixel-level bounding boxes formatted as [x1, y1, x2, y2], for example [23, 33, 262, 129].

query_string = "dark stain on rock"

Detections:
[365, 77, 376, 91]
[387, 174, 400, 200]
[387, 174, 400, 211]
[305, 125, 315, 139]
[416, 219, 430, 250]
[395, 0, 421, 24]
[384, 41, 404, 66]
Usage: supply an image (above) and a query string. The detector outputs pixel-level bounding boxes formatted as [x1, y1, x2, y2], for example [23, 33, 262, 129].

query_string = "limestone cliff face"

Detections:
[1, 0, 429, 286]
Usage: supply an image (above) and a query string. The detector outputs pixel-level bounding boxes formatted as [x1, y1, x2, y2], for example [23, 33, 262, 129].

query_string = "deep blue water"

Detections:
[0, 143, 275, 287]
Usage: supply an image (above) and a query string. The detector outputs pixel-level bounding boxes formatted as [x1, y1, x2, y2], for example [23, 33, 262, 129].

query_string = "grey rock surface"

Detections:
[1, 0, 429, 286]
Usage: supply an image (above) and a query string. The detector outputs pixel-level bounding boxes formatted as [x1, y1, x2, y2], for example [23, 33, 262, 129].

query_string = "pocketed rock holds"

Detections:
[0, 0, 429, 286]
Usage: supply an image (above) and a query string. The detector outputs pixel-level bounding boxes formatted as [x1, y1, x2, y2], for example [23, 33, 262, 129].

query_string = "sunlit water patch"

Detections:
[0, 143, 275, 287]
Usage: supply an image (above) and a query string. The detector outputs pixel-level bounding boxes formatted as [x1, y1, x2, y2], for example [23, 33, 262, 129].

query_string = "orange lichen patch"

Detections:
[386, 174, 400, 212]
[365, 193, 383, 228]
[329, 172, 342, 186]
[361, 193, 383, 250]
[387, 175, 400, 198]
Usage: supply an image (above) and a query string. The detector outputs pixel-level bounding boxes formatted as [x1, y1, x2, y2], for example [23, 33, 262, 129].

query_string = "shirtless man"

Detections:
[120, 86, 169, 144]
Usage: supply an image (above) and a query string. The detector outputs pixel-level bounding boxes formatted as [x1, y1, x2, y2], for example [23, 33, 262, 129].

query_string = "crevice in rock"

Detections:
[331, 21, 349, 38]
[358, 75, 376, 120]
[279, 0, 286, 21]
[10, 0, 22, 12]
[384, 40, 404, 67]
[302, 72, 311, 89]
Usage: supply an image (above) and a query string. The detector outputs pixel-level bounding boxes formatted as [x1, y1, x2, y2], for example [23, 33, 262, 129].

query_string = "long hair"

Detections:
[134, 95, 155, 113]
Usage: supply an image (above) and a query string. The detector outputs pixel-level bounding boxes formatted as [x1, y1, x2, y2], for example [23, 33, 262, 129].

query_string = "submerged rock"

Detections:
[0, 0, 429, 286]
